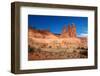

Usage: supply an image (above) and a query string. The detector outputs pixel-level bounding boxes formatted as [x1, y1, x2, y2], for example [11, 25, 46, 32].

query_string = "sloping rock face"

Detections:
[28, 28, 58, 48]
[28, 28, 58, 39]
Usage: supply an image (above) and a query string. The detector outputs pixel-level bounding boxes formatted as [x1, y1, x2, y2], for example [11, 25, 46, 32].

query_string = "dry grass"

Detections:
[28, 48, 87, 60]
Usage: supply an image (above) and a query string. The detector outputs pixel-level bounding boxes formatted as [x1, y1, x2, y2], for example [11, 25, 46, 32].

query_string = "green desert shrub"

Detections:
[28, 45, 33, 52]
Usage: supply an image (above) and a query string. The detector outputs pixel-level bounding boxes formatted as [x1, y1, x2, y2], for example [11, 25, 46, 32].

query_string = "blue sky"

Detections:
[28, 15, 88, 37]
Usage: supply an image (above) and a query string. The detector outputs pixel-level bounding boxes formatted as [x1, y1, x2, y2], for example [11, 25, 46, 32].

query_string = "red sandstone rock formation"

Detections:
[71, 23, 77, 37]
[60, 25, 69, 38]
[28, 28, 58, 39]
[68, 24, 71, 37]
[68, 23, 76, 37]
[60, 23, 77, 38]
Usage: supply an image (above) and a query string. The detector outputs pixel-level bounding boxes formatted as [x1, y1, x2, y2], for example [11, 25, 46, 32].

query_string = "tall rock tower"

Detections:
[60, 25, 69, 38]
[68, 24, 72, 37]
[71, 23, 76, 37]
[68, 23, 76, 37]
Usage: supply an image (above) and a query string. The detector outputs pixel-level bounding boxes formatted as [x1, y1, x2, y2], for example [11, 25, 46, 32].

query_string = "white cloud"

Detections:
[78, 33, 88, 37]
